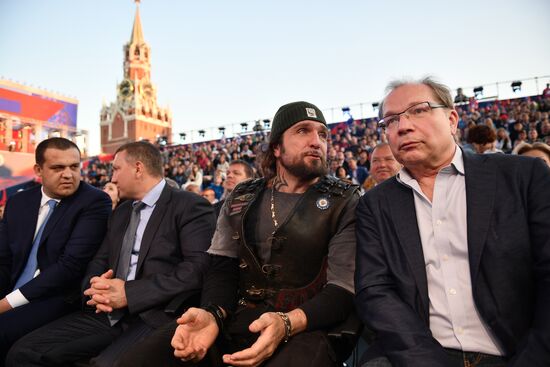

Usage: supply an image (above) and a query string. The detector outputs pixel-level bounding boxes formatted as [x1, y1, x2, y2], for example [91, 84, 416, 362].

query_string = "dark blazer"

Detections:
[82, 184, 216, 327]
[355, 152, 550, 366]
[0, 182, 111, 302]
[349, 166, 369, 186]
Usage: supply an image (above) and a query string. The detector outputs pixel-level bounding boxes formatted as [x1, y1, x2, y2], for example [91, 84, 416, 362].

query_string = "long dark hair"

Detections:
[258, 140, 279, 181]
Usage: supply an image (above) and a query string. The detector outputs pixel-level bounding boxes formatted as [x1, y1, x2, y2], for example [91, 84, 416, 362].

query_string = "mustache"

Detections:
[302, 150, 325, 158]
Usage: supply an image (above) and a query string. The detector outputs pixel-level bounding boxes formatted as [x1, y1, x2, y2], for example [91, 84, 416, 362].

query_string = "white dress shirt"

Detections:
[396, 147, 503, 355]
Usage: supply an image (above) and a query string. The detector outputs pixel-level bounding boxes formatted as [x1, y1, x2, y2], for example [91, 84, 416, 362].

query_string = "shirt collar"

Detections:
[40, 187, 60, 207]
[396, 145, 465, 188]
[136, 179, 166, 208]
[450, 145, 465, 176]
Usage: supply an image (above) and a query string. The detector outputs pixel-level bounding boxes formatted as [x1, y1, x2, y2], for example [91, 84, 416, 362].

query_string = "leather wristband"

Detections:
[276, 311, 292, 343]
[202, 304, 225, 334]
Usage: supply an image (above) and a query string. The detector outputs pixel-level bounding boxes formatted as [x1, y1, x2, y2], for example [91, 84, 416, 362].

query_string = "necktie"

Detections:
[14, 199, 57, 290]
[108, 201, 146, 326]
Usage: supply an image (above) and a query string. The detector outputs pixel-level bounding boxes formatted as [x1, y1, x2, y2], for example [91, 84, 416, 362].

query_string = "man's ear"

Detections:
[273, 142, 282, 158]
[134, 160, 145, 176]
[449, 109, 459, 135]
[33, 164, 42, 179]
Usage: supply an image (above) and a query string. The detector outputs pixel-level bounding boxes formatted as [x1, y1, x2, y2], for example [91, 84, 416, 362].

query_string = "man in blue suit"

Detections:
[0, 138, 111, 365]
[347, 157, 369, 186]
[355, 78, 550, 366]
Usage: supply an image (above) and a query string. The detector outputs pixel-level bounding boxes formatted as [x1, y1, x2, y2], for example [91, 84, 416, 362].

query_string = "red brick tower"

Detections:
[100, 1, 172, 154]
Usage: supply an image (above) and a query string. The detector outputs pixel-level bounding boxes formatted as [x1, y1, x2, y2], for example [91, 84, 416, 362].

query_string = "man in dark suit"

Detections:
[346, 157, 369, 186]
[355, 78, 550, 366]
[7, 141, 215, 367]
[0, 137, 111, 365]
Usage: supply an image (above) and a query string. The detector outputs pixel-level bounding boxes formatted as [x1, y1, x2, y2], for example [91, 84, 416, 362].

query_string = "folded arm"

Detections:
[125, 197, 215, 314]
[16, 192, 111, 303]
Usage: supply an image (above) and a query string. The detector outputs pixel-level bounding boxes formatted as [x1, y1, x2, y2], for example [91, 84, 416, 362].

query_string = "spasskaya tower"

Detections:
[100, 0, 172, 154]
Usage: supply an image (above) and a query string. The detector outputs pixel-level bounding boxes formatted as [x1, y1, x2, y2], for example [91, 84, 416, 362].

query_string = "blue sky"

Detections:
[1, 0, 549, 154]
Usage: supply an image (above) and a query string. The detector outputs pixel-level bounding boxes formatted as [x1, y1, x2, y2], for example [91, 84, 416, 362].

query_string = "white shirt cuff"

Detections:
[5, 289, 30, 308]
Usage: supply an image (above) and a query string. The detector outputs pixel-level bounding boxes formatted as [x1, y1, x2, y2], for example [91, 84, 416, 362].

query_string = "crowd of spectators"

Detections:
[2, 90, 548, 226]
[81, 92, 550, 197]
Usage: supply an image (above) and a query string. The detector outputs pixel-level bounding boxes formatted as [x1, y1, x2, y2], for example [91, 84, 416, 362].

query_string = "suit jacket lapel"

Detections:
[387, 181, 430, 318]
[25, 188, 42, 245]
[135, 185, 171, 274]
[40, 197, 70, 245]
[15, 188, 42, 275]
[39, 182, 85, 245]
[463, 152, 496, 284]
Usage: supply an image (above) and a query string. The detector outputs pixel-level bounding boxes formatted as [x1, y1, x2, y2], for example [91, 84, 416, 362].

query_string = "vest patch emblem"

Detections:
[229, 201, 248, 216]
[316, 197, 330, 210]
[235, 193, 254, 202]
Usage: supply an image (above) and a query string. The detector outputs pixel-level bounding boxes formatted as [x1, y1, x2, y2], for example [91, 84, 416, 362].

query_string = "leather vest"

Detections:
[226, 175, 358, 311]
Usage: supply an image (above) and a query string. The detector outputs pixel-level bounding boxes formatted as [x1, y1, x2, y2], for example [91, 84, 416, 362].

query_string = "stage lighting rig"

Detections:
[511, 81, 522, 93]
[473, 86, 484, 99]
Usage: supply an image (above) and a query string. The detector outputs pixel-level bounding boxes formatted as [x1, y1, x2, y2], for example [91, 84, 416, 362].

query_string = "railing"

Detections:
[171, 74, 550, 145]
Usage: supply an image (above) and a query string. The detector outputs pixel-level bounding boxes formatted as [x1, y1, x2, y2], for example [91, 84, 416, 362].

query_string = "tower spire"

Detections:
[130, 0, 144, 45]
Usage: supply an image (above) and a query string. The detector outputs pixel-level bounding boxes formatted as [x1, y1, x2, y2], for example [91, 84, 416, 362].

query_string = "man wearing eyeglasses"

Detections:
[355, 77, 550, 366]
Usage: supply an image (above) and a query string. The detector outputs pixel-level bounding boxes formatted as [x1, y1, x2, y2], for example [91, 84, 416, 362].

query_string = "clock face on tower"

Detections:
[140, 82, 153, 98]
[119, 79, 134, 97]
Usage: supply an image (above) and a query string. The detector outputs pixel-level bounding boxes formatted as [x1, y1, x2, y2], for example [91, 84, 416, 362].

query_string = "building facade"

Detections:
[0, 79, 84, 155]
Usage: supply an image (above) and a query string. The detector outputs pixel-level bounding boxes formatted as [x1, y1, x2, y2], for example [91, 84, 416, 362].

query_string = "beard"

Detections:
[279, 147, 328, 181]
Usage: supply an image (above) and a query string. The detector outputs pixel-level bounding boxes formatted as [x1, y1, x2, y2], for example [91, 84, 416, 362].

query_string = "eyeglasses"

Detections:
[378, 101, 447, 130]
